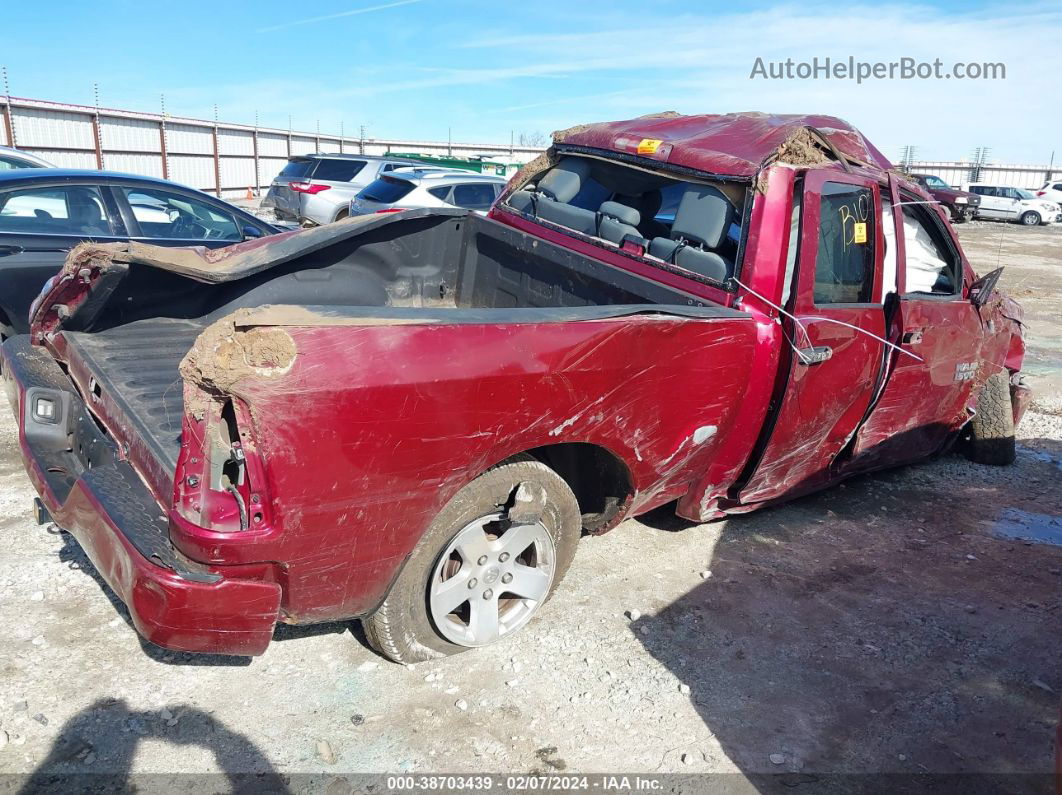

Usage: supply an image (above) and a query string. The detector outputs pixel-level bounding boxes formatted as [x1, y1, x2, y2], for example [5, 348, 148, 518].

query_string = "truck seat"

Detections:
[507, 158, 598, 236]
[648, 186, 733, 281]
[597, 201, 640, 244]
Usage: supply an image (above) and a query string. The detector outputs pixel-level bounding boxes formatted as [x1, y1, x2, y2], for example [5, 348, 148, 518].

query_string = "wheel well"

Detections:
[524, 443, 634, 534]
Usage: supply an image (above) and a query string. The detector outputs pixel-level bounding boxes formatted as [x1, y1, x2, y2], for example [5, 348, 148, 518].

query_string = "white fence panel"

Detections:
[218, 129, 253, 156]
[13, 108, 94, 149]
[166, 123, 213, 155]
[105, 152, 164, 178]
[26, 149, 96, 169]
[169, 155, 216, 191]
[101, 117, 160, 153]
[220, 158, 256, 191]
[259, 156, 288, 183]
[257, 133, 288, 157]
[290, 136, 316, 155]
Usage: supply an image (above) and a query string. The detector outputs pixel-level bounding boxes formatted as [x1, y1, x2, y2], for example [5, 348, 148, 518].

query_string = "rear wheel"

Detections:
[363, 459, 581, 663]
[1020, 211, 1041, 226]
[964, 372, 1016, 465]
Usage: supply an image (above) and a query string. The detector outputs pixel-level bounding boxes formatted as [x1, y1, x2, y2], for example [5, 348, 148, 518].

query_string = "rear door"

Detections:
[847, 177, 984, 467]
[0, 182, 126, 335]
[738, 170, 887, 503]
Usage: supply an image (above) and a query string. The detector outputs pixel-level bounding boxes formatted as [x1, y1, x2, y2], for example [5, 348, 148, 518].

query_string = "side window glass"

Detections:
[902, 205, 957, 294]
[122, 187, 240, 241]
[0, 185, 113, 236]
[813, 182, 876, 304]
[427, 186, 451, 201]
[450, 183, 497, 210]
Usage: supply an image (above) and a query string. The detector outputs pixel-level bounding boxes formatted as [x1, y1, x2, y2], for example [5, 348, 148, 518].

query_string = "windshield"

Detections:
[924, 175, 948, 188]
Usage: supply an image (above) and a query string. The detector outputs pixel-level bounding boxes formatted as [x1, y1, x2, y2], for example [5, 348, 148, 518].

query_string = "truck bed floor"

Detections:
[63, 318, 209, 472]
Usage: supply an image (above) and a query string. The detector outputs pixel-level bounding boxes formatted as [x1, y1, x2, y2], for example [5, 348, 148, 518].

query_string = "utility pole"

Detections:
[447, 126, 452, 157]
[359, 124, 366, 155]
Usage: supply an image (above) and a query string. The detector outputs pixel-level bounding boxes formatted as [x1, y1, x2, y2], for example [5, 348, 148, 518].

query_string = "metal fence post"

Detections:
[212, 105, 222, 198]
[91, 84, 104, 170]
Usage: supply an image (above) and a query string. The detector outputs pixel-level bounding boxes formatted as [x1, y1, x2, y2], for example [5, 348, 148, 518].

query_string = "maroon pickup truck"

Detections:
[2, 113, 1029, 663]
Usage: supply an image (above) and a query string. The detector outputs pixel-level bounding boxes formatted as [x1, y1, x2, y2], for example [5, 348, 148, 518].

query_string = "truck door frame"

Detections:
[735, 168, 889, 504]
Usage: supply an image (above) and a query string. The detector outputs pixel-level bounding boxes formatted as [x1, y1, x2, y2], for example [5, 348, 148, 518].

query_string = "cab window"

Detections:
[813, 182, 875, 304]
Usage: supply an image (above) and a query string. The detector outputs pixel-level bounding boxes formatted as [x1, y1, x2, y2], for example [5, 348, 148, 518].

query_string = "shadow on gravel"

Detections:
[54, 533, 358, 666]
[18, 699, 289, 794]
[632, 447, 1061, 791]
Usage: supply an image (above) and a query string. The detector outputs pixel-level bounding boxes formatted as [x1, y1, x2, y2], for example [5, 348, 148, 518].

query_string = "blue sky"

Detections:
[3, 0, 1058, 163]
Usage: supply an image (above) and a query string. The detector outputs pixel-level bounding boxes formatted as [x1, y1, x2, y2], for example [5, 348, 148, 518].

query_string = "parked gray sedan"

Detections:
[261, 153, 421, 226]
[349, 169, 507, 216]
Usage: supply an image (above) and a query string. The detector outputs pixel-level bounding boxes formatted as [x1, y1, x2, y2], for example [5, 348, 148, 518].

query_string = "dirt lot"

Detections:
[0, 221, 1059, 789]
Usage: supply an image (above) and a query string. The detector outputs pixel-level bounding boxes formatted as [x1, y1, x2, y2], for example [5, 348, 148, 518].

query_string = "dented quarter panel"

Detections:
[171, 312, 759, 622]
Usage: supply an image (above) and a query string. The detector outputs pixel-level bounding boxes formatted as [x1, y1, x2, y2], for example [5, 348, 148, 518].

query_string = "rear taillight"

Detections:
[375, 208, 402, 214]
[288, 182, 330, 194]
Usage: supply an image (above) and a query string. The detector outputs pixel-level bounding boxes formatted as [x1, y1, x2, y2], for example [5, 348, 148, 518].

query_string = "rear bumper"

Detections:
[1, 336, 281, 656]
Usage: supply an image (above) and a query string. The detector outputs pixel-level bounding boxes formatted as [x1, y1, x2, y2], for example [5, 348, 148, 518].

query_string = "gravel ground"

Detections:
[0, 221, 1058, 788]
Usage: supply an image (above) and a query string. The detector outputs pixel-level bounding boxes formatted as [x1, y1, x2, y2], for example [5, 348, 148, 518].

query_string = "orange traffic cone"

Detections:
[245, 187, 254, 200]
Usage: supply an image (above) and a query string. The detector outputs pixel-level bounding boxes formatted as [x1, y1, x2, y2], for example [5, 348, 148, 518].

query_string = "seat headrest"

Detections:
[671, 186, 733, 249]
[615, 191, 662, 221]
[538, 157, 592, 203]
[598, 200, 640, 227]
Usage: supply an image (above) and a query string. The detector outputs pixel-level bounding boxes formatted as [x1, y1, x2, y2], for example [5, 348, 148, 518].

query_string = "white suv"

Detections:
[349, 169, 507, 216]
[262, 154, 421, 226]
[1035, 180, 1062, 207]
[965, 183, 1062, 226]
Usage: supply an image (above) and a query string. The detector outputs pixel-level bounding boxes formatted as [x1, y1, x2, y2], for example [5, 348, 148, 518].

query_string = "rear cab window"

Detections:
[501, 154, 746, 286]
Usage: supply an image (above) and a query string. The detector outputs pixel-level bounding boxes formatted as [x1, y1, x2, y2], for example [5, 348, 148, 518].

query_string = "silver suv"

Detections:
[262, 153, 420, 226]
[350, 169, 507, 216]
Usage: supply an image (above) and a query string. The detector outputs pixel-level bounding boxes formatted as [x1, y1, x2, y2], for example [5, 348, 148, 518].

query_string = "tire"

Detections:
[1019, 211, 1041, 226]
[965, 372, 1016, 465]
[363, 459, 581, 664]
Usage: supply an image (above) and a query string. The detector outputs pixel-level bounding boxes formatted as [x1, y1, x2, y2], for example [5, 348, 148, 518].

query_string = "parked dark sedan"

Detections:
[0, 169, 281, 338]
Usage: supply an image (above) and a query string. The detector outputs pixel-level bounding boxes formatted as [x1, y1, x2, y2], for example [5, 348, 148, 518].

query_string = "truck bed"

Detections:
[53, 211, 732, 497]
[63, 318, 208, 471]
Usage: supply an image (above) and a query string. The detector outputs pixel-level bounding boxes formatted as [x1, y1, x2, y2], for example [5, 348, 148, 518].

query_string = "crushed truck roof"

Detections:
[552, 112, 894, 179]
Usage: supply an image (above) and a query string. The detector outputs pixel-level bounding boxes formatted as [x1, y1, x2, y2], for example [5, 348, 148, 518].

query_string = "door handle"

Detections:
[903, 329, 924, 345]
[0, 245, 24, 257]
[797, 346, 833, 365]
